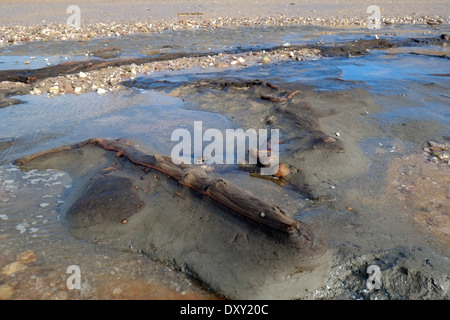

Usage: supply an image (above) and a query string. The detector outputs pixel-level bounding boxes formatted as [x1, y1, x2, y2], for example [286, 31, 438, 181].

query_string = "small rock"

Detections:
[30, 87, 42, 95]
[230, 60, 238, 65]
[335, 132, 340, 137]
[0, 284, 14, 300]
[112, 287, 122, 298]
[48, 86, 59, 95]
[1, 261, 28, 276]
[260, 56, 271, 64]
[237, 57, 245, 64]
[323, 137, 336, 143]
[215, 62, 228, 68]
[51, 291, 69, 300]
[64, 83, 74, 94]
[275, 163, 290, 178]
[16, 250, 36, 264]
[97, 88, 106, 95]
[79, 72, 87, 78]
[441, 34, 450, 42]
[426, 20, 439, 25]
[74, 87, 82, 95]
[266, 115, 275, 124]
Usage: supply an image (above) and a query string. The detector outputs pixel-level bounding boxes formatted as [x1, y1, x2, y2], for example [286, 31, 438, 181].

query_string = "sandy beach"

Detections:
[0, 0, 449, 26]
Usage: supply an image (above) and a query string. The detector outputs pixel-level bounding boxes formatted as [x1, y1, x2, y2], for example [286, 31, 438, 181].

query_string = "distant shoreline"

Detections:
[0, 0, 449, 26]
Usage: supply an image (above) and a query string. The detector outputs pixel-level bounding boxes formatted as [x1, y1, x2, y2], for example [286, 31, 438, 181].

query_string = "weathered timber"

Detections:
[14, 138, 327, 253]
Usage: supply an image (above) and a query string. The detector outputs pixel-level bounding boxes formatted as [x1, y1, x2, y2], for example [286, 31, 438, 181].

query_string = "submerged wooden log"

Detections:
[15, 138, 327, 253]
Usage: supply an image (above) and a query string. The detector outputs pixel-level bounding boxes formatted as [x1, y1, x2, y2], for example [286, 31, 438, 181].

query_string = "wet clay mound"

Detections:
[15, 139, 331, 299]
[171, 79, 380, 199]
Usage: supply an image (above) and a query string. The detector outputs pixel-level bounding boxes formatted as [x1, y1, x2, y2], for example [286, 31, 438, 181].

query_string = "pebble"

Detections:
[48, 86, 59, 95]
[424, 141, 450, 164]
[79, 72, 88, 78]
[112, 287, 123, 297]
[261, 56, 271, 64]
[215, 62, 228, 68]
[323, 137, 337, 143]
[97, 88, 107, 95]
[237, 57, 245, 64]
[16, 250, 36, 264]
[30, 87, 42, 95]
[1, 261, 28, 276]
[275, 163, 290, 178]
[0, 284, 14, 300]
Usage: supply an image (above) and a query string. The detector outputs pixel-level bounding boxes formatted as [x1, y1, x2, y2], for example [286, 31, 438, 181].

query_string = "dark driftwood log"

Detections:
[14, 138, 327, 253]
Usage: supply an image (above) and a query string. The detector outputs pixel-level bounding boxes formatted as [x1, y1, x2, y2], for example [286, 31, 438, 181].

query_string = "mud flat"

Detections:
[1, 11, 450, 299]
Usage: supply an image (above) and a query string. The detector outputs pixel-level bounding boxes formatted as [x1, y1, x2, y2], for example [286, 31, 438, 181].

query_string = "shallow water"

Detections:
[1, 24, 450, 300]
[1, 23, 448, 70]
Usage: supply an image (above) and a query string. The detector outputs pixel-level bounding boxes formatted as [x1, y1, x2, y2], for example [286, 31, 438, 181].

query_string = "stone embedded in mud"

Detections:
[441, 34, 450, 42]
[1, 261, 28, 276]
[322, 136, 337, 143]
[275, 163, 290, 178]
[66, 174, 145, 228]
[16, 250, 36, 264]
[0, 284, 14, 300]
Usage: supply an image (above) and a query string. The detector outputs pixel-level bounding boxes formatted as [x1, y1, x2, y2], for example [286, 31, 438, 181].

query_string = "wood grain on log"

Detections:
[15, 138, 327, 253]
